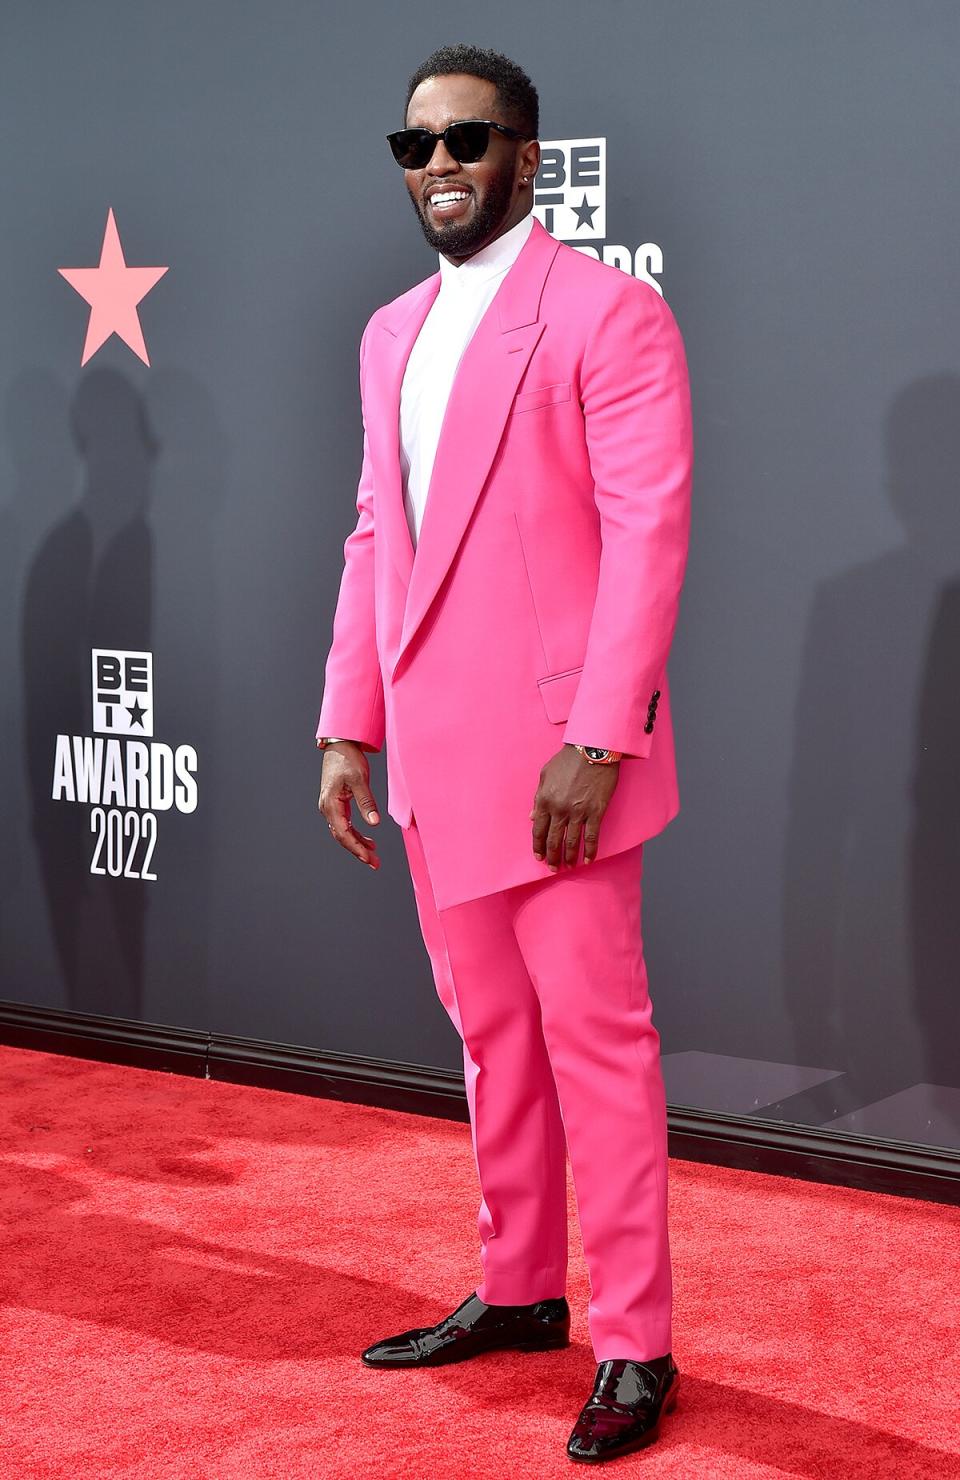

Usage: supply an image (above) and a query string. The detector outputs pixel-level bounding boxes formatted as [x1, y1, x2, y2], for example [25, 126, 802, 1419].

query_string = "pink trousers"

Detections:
[400, 817, 673, 1362]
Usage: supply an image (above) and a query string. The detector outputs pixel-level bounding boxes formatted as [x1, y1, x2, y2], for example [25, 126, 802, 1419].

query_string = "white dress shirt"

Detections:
[399, 211, 534, 549]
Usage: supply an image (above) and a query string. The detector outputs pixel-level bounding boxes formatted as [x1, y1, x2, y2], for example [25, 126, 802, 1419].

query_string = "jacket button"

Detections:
[652, 689, 661, 701]
[644, 721, 654, 734]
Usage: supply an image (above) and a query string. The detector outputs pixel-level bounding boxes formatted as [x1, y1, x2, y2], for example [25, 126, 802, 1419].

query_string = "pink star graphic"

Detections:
[59, 208, 168, 366]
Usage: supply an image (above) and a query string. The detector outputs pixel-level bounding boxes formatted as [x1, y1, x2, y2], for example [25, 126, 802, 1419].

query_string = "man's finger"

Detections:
[531, 799, 551, 859]
[336, 824, 380, 868]
[564, 817, 584, 866]
[323, 793, 380, 867]
[582, 818, 601, 863]
[354, 789, 380, 824]
[545, 815, 567, 869]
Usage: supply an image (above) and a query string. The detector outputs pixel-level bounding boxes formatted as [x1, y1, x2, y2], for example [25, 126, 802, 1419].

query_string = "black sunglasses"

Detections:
[386, 118, 531, 170]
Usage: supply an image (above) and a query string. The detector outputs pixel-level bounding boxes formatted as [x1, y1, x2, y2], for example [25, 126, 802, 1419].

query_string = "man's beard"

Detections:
[409, 166, 517, 258]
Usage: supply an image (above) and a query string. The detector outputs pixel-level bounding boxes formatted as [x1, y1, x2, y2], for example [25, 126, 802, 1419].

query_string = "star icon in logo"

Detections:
[59, 208, 168, 367]
[571, 194, 598, 232]
[126, 699, 149, 728]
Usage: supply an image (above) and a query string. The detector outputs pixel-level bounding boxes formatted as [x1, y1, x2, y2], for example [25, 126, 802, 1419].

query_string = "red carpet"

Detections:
[1, 1043, 958, 1478]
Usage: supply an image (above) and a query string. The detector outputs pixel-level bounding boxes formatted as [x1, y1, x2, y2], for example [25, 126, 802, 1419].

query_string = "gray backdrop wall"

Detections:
[2, 2, 958, 1153]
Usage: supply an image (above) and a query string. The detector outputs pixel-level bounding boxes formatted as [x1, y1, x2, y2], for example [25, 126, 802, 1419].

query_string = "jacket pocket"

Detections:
[511, 381, 572, 415]
[536, 664, 584, 723]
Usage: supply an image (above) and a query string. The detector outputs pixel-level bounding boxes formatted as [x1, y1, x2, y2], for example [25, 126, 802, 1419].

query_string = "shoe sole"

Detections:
[566, 1379, 680, 1464]
[361, 1332, 571, 1368]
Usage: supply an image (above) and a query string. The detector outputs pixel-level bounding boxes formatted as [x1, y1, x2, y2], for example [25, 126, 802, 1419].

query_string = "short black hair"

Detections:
[404, 43, 539, 138]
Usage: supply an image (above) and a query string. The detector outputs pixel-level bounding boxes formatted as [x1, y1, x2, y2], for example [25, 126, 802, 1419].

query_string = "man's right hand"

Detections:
[318, 741, 381, 870]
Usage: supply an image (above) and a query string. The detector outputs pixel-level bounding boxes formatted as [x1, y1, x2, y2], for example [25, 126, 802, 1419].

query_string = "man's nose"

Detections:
[424, 138, 459, 172]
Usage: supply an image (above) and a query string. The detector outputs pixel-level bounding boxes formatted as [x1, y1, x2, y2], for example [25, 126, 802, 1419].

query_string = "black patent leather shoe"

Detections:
[566, 1354, 679, 1462]
[360, 1290, 570, 1368]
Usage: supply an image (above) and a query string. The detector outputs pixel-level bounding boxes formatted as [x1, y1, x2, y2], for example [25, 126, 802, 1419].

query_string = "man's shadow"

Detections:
[20, 369, 155, 1013]
[17, 362, 222, 1025]
[1, 371, 76, 952]
[772, 373, 960, 1144]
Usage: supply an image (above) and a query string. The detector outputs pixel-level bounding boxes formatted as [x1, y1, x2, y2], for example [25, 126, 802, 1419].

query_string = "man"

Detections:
[316, 42, 693, 1464]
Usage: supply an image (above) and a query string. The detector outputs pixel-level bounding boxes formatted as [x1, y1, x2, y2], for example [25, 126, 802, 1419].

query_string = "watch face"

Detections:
[584, 747, 609, 761]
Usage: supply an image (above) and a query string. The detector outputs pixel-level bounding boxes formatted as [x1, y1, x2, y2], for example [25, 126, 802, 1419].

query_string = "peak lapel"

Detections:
[366, 274, 441, 590]
[395, 218, 561, 673]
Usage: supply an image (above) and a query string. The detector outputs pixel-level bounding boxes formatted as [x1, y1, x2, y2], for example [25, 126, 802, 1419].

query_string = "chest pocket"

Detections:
[536, 663, 584, 723]
[511, 381, 572, 415]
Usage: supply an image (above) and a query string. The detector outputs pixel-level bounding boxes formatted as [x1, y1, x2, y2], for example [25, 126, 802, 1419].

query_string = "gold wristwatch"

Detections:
[573, 745, 623, 765]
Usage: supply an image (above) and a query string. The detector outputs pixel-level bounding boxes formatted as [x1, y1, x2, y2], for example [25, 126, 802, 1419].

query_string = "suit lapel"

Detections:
[367, 217, 561, 674]
[365, 275, 438, 592]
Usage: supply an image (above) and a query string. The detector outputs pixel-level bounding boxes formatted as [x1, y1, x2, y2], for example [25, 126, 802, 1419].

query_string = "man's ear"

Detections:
[523, 140, 541, 181]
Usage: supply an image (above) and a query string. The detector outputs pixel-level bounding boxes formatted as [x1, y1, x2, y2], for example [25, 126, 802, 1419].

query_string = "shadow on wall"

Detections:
[777, 372, 960, 1145]
[20, 368, 155, 1015]
[1, 372, 75, 951]
[11, 365, 223, 1025]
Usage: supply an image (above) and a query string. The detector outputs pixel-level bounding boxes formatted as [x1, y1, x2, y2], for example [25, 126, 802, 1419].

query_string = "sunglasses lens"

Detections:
[388, 129, 433, 169]
[387, 121, 493, 168]
[444, 121, 491, 163]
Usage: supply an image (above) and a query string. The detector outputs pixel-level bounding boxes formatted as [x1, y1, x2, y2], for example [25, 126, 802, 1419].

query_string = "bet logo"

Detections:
[533, 135, 664, 294]
[533, 137, 606, 242]
[52, 648, 197, 881]
[92, 649, 154, 737]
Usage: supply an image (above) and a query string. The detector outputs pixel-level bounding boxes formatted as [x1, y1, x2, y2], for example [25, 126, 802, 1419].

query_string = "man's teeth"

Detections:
[431, 191, 469, 205]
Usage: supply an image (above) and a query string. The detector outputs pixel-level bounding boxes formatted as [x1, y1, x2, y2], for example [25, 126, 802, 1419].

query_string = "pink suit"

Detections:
[317, 215, 693, 1359]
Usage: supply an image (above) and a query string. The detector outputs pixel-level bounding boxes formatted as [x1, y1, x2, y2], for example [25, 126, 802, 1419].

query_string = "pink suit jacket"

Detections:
[316, 215, 693, 910]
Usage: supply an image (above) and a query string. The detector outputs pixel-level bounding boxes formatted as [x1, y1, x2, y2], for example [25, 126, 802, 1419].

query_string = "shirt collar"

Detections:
[437, 212, 535, 292]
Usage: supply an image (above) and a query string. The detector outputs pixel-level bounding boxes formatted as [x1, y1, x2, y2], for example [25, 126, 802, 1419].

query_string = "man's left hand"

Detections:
[529, 745, 621, 870]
